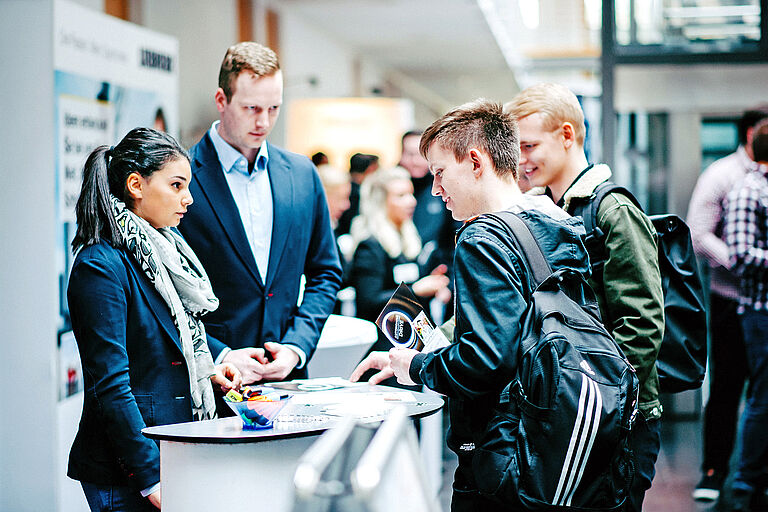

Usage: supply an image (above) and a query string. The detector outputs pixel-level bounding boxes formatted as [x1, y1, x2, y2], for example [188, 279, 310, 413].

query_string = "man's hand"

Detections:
[259, 342, 300, 381]
[222, 347, 269, 385]
[148, 489, 161, 509]
[389, 348, 418, 386]
[349, 352, 393, 385]
[211, 362, 242, 392]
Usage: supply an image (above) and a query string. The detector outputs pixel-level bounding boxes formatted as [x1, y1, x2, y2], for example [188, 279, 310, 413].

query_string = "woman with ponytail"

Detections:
[67, 127, 241, 511]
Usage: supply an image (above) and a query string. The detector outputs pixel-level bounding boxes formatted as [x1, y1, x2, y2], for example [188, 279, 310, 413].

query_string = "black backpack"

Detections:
[570, 182, 708, 393]
[471, 211, 638, 511]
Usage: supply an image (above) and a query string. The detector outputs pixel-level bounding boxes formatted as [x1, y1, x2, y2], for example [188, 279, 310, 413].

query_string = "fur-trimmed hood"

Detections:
[525, 164, 613, 211]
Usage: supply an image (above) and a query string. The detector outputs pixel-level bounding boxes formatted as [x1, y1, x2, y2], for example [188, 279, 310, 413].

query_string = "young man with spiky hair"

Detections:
[351, 99, 591, 510]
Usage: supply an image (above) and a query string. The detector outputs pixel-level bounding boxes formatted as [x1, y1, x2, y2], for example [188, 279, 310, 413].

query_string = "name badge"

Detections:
[392, 262, 420, 284]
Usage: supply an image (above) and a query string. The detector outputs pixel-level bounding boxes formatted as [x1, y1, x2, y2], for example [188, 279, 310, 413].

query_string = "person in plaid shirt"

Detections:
[724, 119, 768, 511]
[688, 107, 768, 503]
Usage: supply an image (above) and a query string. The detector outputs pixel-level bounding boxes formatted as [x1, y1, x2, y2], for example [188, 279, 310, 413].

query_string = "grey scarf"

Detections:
[111, 195, 218, 421]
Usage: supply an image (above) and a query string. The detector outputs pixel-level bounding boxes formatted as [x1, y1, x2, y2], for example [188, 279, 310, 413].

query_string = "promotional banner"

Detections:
[54, 0, 179, 399]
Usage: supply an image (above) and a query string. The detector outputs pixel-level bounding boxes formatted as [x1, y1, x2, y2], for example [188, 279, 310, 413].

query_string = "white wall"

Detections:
[0, 1, 60, 511]
[276, 9, 389, 150]
[135, 1, 391, 151]
[615, 63, 768, 216]
[615, 63, 768, 114]
[138, 0, 238, 147]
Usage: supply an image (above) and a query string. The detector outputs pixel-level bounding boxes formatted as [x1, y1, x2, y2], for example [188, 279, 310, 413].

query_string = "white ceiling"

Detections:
[263, 0, 497, 111]
[267, 0, 601, 111]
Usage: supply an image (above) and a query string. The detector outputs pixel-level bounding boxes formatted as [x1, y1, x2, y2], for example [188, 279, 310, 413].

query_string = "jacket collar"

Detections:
[558, 163, 612, 211]
[264, 148, 294, 289]
[190, 134, 295, 289]
[525, 164, 612, 211]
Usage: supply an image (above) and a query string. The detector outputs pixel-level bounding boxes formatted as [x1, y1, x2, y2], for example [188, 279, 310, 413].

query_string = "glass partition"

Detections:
[610, 0, 766, 60]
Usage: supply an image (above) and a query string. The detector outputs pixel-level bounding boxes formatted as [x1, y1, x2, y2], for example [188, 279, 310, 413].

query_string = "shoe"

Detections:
[692, 469, 725, 502]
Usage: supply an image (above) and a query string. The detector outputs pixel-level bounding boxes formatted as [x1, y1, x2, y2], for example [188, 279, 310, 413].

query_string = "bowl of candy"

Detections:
[223, 386, 292, 430]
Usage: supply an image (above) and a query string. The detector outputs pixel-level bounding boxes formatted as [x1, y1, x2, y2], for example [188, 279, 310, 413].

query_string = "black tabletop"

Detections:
[142, 382, 444, 444]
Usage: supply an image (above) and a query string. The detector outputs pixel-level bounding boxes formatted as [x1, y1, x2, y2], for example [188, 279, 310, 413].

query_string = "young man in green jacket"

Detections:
[506, 83, 665, 512]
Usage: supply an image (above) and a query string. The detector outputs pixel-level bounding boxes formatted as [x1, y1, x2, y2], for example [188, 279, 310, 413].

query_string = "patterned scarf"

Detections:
[111, 195, 218, 421]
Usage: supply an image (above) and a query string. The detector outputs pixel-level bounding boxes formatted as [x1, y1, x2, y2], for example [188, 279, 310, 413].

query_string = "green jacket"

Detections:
[558, 164, 665, 419]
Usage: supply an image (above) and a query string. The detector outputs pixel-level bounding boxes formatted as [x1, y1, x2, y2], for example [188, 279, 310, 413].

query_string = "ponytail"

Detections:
[71, 127, 189, 253]
[72, 146, 121, 253]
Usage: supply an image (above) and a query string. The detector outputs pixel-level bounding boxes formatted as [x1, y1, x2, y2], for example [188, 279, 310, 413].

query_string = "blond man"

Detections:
[506, 83, 664, 512]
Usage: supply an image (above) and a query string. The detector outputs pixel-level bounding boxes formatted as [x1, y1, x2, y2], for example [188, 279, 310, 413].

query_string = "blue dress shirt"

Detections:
[209, 121, 273, 284]
[207, 122, 307, 368]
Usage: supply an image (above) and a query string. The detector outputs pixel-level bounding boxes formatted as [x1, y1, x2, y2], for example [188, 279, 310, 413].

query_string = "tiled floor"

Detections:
[437, 418, 737, 511]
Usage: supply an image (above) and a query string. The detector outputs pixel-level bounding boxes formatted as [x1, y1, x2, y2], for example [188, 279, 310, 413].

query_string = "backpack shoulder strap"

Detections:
[484, 211, 551, 287]
[578, 181, 642, 234]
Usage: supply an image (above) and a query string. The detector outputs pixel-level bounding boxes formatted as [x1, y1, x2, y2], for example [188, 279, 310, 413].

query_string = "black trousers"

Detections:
[450, 464, 524, 512]
[625, 415, 662, 512]
[701, 293, 748, 474]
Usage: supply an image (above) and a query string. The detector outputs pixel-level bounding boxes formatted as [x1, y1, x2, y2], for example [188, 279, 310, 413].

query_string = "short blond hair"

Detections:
[218, 42, 280, 101]
[505, 83, 586, 147]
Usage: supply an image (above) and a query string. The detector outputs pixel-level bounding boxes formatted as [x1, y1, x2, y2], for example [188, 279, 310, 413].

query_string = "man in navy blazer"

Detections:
[179, 42, 342, 384]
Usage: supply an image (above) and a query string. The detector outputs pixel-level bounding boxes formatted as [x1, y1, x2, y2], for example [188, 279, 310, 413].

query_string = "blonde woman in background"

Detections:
[349, 167, 450, 350]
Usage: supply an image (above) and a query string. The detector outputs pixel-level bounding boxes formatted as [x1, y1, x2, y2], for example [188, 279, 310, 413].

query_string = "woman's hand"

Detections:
[212, 362, 242, 392]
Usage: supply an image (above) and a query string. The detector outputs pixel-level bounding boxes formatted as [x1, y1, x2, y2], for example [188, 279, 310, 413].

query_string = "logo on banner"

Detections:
[140, 48, 173, 72]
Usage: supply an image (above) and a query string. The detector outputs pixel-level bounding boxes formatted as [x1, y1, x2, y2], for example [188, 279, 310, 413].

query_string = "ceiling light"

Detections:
[519, 0, 540, 29]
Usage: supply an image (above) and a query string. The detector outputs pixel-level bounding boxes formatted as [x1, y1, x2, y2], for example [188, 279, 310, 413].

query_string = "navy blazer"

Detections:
[178, 134, 342, 374]
[67, 241, 196, 492]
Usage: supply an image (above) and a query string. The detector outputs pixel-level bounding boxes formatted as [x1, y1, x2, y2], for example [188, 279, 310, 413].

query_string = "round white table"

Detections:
[143, 383, 443, 512]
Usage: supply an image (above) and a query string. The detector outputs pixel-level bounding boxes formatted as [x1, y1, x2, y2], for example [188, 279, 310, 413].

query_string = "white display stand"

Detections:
[308, 314, 378, 378]
[143, 384, 443, 512]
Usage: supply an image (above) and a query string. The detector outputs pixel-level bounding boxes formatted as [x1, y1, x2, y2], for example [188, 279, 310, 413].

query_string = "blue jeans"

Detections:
[81, 482, 156, 512]
[733, 308, 768, 494]
[625, 414, 662, 512]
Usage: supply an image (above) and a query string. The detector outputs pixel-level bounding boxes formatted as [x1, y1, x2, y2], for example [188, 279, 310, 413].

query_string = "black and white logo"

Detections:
[382, 310, 416, 349]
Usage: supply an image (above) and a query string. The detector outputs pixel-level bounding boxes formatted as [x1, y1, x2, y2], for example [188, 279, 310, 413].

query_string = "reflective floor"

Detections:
[438, 417, 745, 511]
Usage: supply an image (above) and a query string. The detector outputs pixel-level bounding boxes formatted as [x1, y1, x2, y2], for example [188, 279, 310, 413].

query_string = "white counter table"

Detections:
[143, 383, 443, 512]
[307, 314, 378, 378]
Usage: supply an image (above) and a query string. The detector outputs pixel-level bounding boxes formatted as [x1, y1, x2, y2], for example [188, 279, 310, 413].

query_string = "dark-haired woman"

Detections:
[67, 127, 241, 511]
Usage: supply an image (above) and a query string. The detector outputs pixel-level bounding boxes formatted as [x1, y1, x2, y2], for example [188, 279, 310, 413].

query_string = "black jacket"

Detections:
[409, 201, 590, 492]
